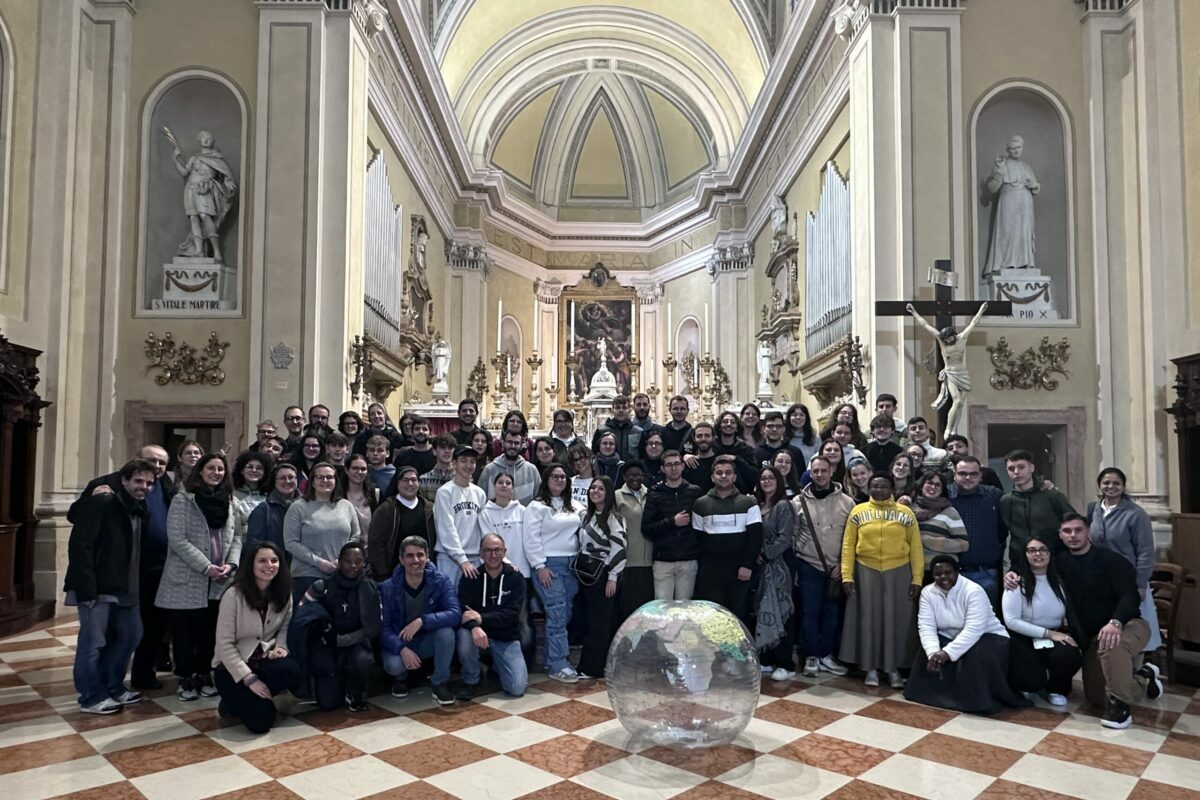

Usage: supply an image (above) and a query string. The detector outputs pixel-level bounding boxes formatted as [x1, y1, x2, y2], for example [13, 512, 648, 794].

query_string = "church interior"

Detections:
[0, 0, 1199, 797]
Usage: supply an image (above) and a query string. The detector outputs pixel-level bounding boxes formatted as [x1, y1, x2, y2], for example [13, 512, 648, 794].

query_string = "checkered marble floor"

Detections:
[1, 617, 1198, 800]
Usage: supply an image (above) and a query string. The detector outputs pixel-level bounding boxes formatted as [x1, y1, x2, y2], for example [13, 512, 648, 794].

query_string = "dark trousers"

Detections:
[796, 560, 844, 659]
[1007, 632, 1082, 696]
[132, 569, 170, 685]
[762, 622, 796, 671]
[310, 641, 375, 711]
[169, 601, 220, 678]
[578, 577, 617, 677]
[695, 562, 753, 626]
[614, 566, 654, 629]
[214, 658, 301, 734]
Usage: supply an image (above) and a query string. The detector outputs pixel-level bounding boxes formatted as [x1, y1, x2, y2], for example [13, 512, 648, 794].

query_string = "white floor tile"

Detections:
[1142, 752, 1200, 790]
[205, 715, 321, 753]
[572, 717, 653, 753]
[18, 666, 73, 685]
[150, 692, 222, 715]
[1, 632, 53, 644]
[0, 755, 124, 800]
[0, 646, 75, 663]
[814, 714, 929, 752]
[787, 685, 881, 714]
[738, 717, 808, 753]
[1000, 753, 1138, 800]
[0, 715, 76, 747]
[364, 691, 437, 715]
[426, 754, 560, 800]
[474, 687, 567, 715]
[279, 755, 416, 799]
[1171, 713, 1200, 736]
[327, 715, 442, 753]
[1050, 714, 1168, 752]
[859, 753, 995, 800]
[571, 753, 707, 800]
[934, 714, 1050, 752]
[716, 753, 851, 800]
[0, 686, 41, 705]
[451, 715, 565, 752]
[577, 690, 613, 710]
[131, 754, 271, 800]
[82, 715, 200, 753]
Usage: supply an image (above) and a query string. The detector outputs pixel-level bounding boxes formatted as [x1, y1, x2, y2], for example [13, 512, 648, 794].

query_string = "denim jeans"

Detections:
[382, 626, 454, 686]
[795, 560, 843, 659]
[457, 630, 528, 697]
[958, 566, 999, 607]
[651, 560, 698, 600]
[74, 601, 143, 707]
[435, 553, 478, 593]
[533, 557, 578, 674]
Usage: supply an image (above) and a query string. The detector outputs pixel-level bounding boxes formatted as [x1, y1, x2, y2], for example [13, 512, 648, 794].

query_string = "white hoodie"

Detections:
[524, 496, 582, 570]
[480, 499, 530, 577]
[433, 479, 487, 565]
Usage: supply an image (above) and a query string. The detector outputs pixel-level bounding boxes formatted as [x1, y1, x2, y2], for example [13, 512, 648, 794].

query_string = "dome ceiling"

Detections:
[432, 1, 772, 224]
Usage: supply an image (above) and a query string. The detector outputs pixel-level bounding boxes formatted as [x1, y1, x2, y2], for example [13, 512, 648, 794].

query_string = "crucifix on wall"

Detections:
[876, 259, 1012, 438]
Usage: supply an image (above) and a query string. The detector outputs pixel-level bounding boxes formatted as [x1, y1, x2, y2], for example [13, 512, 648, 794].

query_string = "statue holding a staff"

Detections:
[162, 127, 237, 262]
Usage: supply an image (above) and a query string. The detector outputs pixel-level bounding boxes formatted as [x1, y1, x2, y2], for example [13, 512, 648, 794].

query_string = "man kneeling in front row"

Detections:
[456, 533, 528, 699]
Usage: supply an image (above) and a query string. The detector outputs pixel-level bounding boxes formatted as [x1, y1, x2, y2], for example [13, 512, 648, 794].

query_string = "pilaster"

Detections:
[446, 245, 490, 403]
[707, 243, 754, 401]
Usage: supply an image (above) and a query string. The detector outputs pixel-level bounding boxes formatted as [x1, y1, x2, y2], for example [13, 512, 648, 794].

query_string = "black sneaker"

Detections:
[432, 683, 455, 706]
[131, 677, 163, 691]
[346, 693, 368, 712]
[390, 679, 409, 699]
[1138, 663, 1163, 700]
[1101, 695, 1132, 729]
[196, 672, 219, 698]
[177, 677, 199, 701]
[455, 682, 478, 701]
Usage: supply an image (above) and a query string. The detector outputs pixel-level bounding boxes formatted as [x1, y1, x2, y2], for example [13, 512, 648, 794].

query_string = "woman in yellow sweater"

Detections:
[838, 472, 923, 689]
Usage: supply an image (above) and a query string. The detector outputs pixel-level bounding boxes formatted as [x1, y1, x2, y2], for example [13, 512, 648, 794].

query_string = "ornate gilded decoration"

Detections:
[350, 335, 375, 403]
[986, 336, 1070, 391]
[466, 357, 489, 402]
[143, 331, 228, 386]
[838, 335, 868, 406]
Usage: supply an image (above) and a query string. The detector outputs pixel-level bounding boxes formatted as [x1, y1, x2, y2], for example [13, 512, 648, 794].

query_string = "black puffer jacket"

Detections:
[641, 480, 703, 562]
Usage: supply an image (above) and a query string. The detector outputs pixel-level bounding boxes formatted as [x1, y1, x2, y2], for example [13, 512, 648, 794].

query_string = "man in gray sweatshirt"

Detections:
[478, 431, 542, 505]
[433, 446, 487, 590]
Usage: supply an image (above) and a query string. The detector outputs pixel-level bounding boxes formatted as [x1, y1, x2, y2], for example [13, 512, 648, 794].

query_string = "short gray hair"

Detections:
[399, 536, 428, 554]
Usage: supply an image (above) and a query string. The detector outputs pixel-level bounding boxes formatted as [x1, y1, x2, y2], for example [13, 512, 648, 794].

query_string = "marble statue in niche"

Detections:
[982, 134, 1039, 278]
[407, 222, 433, 334]
[164, 128, 237, 262]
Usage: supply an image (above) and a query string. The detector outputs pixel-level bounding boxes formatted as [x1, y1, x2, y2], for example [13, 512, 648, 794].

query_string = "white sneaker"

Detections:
[1047, 693, 1068, 707]
[802, 657, 820, 677]
[112, 690, 142, 705]
[761, 664, 774, 674]
[818, 656, 849, 676]
[770, 668, 796, 682]
[888, 670, 906, 689]
[80, 698, 122, 715]
[864, 670, 880, 687]
[548, 667, 579, 684]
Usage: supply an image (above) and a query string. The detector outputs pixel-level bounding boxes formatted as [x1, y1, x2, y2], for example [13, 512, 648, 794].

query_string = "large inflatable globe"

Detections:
[605, 600, 760, 748]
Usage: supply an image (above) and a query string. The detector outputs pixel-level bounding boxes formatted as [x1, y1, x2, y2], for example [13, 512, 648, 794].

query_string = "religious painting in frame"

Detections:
[559, 264, 637, 398]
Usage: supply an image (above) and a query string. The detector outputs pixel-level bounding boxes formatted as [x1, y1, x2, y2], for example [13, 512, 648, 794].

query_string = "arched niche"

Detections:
[500, 315, 522, 398]
[0, 13, 13, 288]
[137, 70, 248, 316]
[674, 316, 702, 397]
[970, 82, 1076, 324]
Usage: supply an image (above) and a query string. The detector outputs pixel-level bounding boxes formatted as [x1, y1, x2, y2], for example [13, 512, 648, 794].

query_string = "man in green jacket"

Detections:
[1000, 449, 1076, 568]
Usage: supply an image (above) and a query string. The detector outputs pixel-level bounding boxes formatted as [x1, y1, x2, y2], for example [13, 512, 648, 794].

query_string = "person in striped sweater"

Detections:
[692, 456, 763, 627]
[576, 477, 627, 680]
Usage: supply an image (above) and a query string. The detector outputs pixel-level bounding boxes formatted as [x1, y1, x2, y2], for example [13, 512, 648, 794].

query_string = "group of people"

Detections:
[63, 391, 1164, 734]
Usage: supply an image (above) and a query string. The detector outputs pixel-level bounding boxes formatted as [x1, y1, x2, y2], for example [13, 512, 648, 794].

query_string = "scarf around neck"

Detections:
[193, 485, 230, 529]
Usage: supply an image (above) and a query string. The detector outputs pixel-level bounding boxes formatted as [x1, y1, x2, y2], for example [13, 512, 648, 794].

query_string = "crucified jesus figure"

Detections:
[906, 302, 988, 438]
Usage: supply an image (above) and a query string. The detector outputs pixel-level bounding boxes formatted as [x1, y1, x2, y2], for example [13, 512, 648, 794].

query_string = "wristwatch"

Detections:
[1108, 619, 1123, 629]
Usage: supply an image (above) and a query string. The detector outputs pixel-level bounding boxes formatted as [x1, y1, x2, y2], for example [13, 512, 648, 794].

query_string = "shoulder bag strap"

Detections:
[797, 493, 831, 574]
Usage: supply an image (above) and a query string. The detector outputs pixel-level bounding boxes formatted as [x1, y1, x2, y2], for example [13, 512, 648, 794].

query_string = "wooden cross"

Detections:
[875, 259, 1012, 434]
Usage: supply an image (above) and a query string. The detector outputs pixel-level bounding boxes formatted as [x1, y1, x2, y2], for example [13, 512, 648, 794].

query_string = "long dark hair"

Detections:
[234, 541, 292, 612]
[343, 453, 379, 511]
[290, 433, 325, 473]
[755, 466, 787, 509]
[717, 410, 744, 440]
[822, 403, 866, 448]
[784, 403, 816, 447]
[185, 453, 232, 495]
[338, 411, 364, 437]
[1015, 536, 1067, 605]
[232, 450, 273, 493]
[534, 463, 574, 512]
[740, 403, 763, 445]
[889, 452, 917, 496]
[582, 476, 616, 531]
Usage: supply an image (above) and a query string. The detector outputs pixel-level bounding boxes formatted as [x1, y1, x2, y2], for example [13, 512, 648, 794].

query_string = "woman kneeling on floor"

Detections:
[213, 541, 301, 733]
[905, 554, 1031, 714]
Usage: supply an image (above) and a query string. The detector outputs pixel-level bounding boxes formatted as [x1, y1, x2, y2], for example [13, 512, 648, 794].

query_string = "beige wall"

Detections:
[0, 1, 38, 337]
[1182, 0, 1200, 330]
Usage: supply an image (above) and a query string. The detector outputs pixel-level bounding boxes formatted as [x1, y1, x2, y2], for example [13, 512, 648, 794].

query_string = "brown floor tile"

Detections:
[0, 673, 25, 688]
[855, 698, 956, 731]
[521, 700, 616, 732]
[0, 733, 96, 775]
[754, 699, 845, 731]
[674, 781, 770, 799]
[290, 702, 398, 732]
[1031, 732, 1153, 777]
[7, 655, 76, 673]
[772, 733, 892, 777]
[533, 680, 609, 699]
[61, 699, 171, 732]
[989, 705, 1069, 731]
[174, 706, 240, 733]
[207, 782, 303, 800]
[1185, 700, 1200, 716]
[33, 679, 81, 698]
[0, 697, 57, 724]
[363, 782, 461, 800]
[823, 779, 925, 799]
[0, 639, 67, 654]
[407, 700, 509, 733]
[508, 733, 626, 778]
[374, 735, 496, 778]
[976, 779, 1079, 799]
[1128, 779, 1200, 800]
[45, 626, 82, 637]
[48, 780, 147, 800]
[1074, 703, 1181, 732]
[240, 734, 365, 778]
[104, 733, 230, 779]
[902, 731, 1024, 777]
[759, 678, 805, 698]
[516, 781, 616, 800]
[638, 742, 760, 779]
[1161, 732, 1200, 761]
[820, 677, 900, 699]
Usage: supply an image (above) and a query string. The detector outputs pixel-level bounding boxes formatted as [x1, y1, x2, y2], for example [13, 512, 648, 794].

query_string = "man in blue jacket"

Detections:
[380, 535, 459, 705]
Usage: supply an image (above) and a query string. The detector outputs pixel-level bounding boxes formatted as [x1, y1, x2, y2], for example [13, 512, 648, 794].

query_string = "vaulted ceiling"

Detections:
[428, 1, 774, 224]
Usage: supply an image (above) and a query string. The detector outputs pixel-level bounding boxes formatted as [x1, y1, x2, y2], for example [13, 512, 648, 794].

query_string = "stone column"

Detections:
[535, 278, 565, 426]
[707, 245, 754, 403]
[445, 243, 491, 403]
[248, 1, 371, 424]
